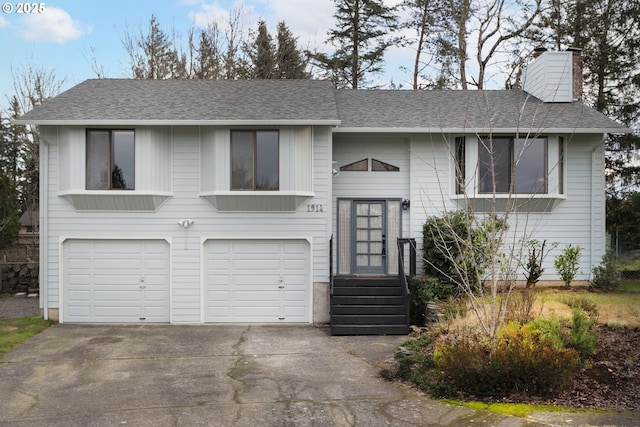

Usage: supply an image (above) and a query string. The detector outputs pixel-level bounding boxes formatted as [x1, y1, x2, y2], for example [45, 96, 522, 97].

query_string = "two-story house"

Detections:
[16, 50, 629, 334]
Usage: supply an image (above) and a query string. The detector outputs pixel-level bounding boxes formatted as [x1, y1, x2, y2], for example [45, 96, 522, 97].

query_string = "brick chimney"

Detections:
[567, 47, 583, 102]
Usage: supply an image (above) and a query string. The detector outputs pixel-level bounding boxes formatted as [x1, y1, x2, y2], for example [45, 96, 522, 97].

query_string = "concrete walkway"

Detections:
[0, 324, 634, 426]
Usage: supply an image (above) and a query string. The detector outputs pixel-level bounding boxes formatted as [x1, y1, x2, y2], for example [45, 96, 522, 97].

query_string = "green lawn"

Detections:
[620, 280, 640, 292]
[539, 287, 640, 327]
[0, 316, 54, 359]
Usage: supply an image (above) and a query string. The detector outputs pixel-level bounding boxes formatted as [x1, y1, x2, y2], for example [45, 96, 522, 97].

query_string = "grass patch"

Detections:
[620, 280, 640, 293]
[0, 316, 54, 359]
[539, 289, 640, 327]
[449, 400, 596, 418]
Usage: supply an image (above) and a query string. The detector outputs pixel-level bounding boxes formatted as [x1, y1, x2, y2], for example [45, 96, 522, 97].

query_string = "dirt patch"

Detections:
[0, 295, 40, 318]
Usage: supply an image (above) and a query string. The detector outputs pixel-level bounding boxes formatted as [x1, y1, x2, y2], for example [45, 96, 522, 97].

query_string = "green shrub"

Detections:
[569, 308, 598, 357]
[532, 316, 568, 350]
[408, 276, 456, 326]
[590, 250, 623, 292]
[433, 327, 492, 392]
[522, 239, 556, 288]
[393, 334, 458, 397]
[560, 295, 599, 318]
[554, 244, 582, 287]
[422, 210, 493, 293]
[433, 322, 579, 396]
[491, 322, 579, 395]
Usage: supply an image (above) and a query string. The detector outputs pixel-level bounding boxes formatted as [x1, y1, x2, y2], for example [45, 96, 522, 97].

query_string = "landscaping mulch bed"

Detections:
[474, 325, 640, 411]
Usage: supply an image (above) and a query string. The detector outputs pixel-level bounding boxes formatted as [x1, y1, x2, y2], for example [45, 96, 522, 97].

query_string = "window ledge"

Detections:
[200, 191, 315, 212]
[59, 190, 172, 212]
[452, 194, 566, 212]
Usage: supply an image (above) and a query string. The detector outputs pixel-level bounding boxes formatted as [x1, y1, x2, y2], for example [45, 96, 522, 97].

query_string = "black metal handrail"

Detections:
[397, 237, 417, 327]
[329, 234, 334, 295]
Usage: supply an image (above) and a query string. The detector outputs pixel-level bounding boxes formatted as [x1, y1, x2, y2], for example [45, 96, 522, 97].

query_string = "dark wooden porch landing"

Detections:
[330, 276, 410, 335]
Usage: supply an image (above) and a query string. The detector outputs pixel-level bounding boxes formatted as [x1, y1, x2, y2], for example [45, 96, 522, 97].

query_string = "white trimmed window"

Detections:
[86, 129, 135, 190]
[231, 130, 279, 191]
[478, 136, 547, 194]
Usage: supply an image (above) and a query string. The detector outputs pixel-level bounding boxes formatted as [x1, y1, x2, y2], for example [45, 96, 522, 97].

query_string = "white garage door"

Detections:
[205, 240, 310, 323]
[63, 240, 170, 323]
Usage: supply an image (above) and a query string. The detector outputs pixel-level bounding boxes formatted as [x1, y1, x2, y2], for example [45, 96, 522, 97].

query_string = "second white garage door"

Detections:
[204, 239, 310, 323]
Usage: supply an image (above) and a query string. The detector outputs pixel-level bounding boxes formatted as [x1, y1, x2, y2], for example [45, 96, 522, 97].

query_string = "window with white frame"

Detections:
[230, 130, 279, 191]
[478, 136, 548, 194]
[86, 129, 135, 190]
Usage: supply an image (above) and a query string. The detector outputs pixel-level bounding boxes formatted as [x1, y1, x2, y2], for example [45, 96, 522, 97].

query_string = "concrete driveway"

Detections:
[0, 323, 614, 427]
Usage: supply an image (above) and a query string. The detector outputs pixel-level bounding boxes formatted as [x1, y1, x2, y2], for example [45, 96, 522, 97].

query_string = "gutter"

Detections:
[332, 127, 631, 134]
[12, 119, 343, 127]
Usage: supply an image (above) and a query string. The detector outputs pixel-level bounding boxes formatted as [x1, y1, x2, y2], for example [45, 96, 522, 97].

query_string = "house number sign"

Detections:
[306, 204, 324, 212]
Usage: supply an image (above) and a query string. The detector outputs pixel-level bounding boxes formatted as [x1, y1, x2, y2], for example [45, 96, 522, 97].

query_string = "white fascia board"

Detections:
[332, 127, 631, 134]
[12, 119, 342, 126]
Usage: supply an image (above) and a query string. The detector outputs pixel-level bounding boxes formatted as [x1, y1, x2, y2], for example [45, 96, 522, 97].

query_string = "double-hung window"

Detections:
[231, 130, 279, 191]
[478, 136, 547, 194]
[86, 129, 135, 190]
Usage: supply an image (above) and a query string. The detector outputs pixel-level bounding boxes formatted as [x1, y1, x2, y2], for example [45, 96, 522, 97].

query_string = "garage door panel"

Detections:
[233, 275, 279, 286]
[67, 304, 91, 319]
[64, 240, 170, 323]
[205, 239, 309, 323]
[232, 259, 279, 270]
[68, 290, 91, 300]
[233, 290, 279, 301]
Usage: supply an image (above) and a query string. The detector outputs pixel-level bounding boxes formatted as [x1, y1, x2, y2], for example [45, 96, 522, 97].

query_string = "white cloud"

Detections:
[18, 6, 88, 44]
[0, 16, 9, 28]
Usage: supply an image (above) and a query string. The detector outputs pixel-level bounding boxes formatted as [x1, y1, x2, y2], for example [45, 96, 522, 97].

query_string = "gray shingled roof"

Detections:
[16, 79, 340, 125]
[334, 89, 630, 133]
[16, 79, 629, 134]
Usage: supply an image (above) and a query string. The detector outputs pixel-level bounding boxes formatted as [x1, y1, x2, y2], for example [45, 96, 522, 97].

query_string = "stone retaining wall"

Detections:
[0, 263, 39, 294]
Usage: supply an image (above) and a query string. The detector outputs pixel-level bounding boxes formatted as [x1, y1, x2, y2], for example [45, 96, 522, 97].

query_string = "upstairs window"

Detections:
[231, 130, 279, 191]
[479, 136, 547, 194]
[86, 129, 135, 190]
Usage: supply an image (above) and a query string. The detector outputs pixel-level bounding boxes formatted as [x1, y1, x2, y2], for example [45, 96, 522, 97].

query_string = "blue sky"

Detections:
[0, 0, 416, 113]
[0, 0, 333, 111]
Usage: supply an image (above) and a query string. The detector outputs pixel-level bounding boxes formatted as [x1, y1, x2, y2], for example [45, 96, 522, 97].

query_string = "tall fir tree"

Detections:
[123, 15, 186, 79]
[246, 20, 276, 79]
[275, 21, 310, 79]
[312, 0, 401, 88]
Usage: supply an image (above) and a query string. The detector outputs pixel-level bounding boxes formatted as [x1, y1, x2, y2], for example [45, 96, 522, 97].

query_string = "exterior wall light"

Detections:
[178, 219, 195, 228]
[402, 199, 410, 210]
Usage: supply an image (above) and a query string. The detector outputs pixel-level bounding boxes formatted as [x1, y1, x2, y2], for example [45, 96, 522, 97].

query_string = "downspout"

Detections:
[590, 135, 607, 281]
[39, 128, 50, 320]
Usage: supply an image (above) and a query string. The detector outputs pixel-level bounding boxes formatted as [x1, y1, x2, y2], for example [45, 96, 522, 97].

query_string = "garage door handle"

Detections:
[278, 285, 285, 289]
[140, 285, 146, 289]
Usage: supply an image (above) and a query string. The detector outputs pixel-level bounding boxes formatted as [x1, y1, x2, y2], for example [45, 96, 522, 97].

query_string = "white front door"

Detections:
[204, 239, 310, 322]
[63, 239, 170, 323]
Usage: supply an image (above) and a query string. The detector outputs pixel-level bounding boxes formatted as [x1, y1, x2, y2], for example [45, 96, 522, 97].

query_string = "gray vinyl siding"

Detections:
[200, 126, 313, 193]
[57, 126, 172, 193]
[42, 125, 332, 323]
[332, 135, 411, 274]
[408, 132, 605, 281]
[522, 51, 574, 103]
